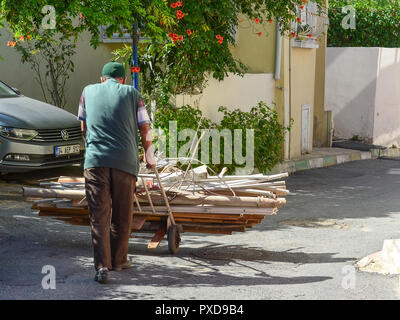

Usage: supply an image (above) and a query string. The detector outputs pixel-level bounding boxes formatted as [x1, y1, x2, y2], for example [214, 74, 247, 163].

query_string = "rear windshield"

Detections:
[0, 81, 19, 98]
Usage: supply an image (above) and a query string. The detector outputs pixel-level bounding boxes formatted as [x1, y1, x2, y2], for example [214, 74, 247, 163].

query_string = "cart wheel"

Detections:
[167, 225, 181, 254]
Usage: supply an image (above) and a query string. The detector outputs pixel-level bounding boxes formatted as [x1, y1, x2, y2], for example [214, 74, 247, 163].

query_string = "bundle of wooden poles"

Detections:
[23, 165, 289, 236]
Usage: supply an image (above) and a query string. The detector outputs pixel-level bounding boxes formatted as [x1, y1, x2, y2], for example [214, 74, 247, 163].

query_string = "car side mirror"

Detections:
[12, 87, 21, 95]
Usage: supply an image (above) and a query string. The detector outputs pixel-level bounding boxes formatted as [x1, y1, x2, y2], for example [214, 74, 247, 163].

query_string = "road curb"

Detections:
[266, 149, 387, 175]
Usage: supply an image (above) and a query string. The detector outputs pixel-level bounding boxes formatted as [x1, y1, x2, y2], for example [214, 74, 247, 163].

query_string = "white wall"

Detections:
[326, 47, 400, 147]
[175, 73, 275, 123]
[373, 48, 400, 147]
[325, 47, 378, 142]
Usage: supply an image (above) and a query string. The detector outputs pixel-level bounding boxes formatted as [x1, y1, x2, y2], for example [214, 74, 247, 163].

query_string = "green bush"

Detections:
[328, 0, 400, 47]
[153, 102, 290, 174]
[218, 102, 290, 173]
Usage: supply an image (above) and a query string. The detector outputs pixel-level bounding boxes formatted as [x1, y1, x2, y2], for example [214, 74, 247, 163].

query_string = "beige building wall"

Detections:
[176, 18, 277, 120]
[176, 73, 275, 122]
[313, 0, 330, 148]
[289, 46, 317, 158]
[0, 30, 119, 116]
[230, 17, 276, 73]
[313, 35, 328, 147]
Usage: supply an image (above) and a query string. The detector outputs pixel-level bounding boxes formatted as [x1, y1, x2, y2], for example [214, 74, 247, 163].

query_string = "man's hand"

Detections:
[145, 149, 156, 170]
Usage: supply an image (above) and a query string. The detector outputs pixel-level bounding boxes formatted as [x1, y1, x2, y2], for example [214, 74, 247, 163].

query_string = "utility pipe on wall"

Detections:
[274, 20, 282, 80]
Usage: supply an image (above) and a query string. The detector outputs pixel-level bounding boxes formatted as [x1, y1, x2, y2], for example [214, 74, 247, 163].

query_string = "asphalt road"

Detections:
[0, 159, 400, 300]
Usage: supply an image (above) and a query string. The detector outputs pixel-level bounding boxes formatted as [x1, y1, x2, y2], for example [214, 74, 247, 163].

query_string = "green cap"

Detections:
[102, 62, 126, 78]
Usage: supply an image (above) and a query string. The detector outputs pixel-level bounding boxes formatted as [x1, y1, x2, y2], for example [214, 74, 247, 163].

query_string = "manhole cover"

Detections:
[193, 247, 266, 261]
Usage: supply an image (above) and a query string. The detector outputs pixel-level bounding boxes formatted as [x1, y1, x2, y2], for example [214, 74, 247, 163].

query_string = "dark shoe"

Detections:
[113, 260, 131, 271]
[94, 267, 109, 284]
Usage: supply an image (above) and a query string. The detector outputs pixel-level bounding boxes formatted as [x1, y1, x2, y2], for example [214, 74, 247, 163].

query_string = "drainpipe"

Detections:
[274, 20, 282, 80]
[274, 19, 291, 160]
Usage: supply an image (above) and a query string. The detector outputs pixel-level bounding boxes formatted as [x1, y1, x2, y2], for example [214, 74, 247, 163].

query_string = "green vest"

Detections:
[83, 79, 141, 177]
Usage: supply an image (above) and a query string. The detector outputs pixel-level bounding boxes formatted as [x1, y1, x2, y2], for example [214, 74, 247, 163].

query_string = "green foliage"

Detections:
[328, 0, 400, 47]
[0, 0, 170, 47]
[1, 0, 326, 106]
[153, 102, 290, 174]
[218, 102, 291, 173]
[109, 0, 325, 109]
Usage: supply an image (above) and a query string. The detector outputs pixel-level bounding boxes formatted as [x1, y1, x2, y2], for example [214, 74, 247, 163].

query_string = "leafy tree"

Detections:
[13, 34, 76, 109]
[328, 0, 400, 47]
[0, 0, 172, 107]
[1, 1, 326, 103]
[109, 0, 327, 107]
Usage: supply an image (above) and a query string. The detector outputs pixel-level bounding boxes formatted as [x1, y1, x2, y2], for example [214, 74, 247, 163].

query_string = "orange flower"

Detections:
[258, 32, 262, 37]
[19, 36, 24, 41]
[7, 41, 16, 47]
[169, 33, 179, 40]
[176, 10, 185, 19]
[254, 18, 260, 24]
[187, 29, 192, 36]
[131, 66, 140, 73]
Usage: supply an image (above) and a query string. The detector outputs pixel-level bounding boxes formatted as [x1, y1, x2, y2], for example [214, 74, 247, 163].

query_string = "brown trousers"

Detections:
[84, 168, 136, 271]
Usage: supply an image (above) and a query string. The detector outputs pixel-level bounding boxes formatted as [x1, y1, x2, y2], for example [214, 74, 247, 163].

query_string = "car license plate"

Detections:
[55, 145, 81, 157]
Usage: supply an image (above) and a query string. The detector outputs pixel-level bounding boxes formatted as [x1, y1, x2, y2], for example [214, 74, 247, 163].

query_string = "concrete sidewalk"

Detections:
[268, 147, 400, 175]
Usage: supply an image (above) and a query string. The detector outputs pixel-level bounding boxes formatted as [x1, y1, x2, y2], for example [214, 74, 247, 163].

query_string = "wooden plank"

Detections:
[137, 192, 286, 208]
[171, 217, 246, 225]
[147, 227, 167, 249]
[173, 213, 244, 221]
[138, 206, 276, 215]
[58, 177, 85, 183]
[33, 205, 88, 215]
[131, 215, 147, 231]
[180, 222, 245, 230]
